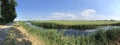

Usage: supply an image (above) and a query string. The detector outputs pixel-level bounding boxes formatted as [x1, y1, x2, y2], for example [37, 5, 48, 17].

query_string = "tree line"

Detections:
[0, 0, 17, 24]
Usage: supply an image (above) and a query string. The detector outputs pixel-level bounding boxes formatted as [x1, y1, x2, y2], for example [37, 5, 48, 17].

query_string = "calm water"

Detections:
[26, 22, 120, 36]
[62, 26, 120, 36]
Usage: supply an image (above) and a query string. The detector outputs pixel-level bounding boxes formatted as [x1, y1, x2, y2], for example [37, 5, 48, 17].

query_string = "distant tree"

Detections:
[110, 19, 115, 21]
[0, 0, 17, 24]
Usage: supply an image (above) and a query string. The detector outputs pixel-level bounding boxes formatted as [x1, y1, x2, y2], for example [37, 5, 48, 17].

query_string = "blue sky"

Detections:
[15, 0, 120, 20]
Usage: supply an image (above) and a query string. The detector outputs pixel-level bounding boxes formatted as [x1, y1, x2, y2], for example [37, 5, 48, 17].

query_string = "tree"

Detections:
[8, 0, 17, 22]
[0, 0, 17, 24]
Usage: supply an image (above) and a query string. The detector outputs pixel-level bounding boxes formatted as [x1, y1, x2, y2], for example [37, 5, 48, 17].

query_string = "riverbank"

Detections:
[30, 21, 120, 30]
[26, 21, 120, 36]
[19, 21, 120, 45]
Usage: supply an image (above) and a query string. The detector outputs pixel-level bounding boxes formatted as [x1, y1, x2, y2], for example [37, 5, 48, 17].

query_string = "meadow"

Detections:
[30, 20, 120, 25]
[18, 21, 120, 45]
[30, 20, 120, 30]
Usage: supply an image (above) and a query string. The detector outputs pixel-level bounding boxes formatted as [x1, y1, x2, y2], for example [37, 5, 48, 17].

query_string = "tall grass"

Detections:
[31, 20, 120, 25]
[31, 21, 120, 30]
[31, 22, 99, 30]
[19, 21, 120, 45]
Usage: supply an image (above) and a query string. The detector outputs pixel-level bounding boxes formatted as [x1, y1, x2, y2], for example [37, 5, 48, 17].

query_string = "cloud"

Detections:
[48, 9, 111, 20]
[49, 12, 78, 20]
[80, 9, 96, 17]
[48, 9, 105, 20]
[80, 9, 106, 20]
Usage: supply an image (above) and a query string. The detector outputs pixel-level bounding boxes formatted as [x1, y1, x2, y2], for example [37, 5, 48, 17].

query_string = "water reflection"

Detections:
[63, 26, 120, 36]
[26, 22, 120, 36]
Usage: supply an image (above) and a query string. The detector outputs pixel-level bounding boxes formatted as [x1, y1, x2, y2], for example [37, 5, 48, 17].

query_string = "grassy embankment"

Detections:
[19, 21, 120, 45]
[30, 20, 120, 30]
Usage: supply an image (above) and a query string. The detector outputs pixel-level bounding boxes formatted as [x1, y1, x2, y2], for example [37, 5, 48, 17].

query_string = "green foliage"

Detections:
[106, 28, 120, 41]
[94, 30, 108, 45]
[30, 21, 120, 30]
[31, 20, 120, 25]
[19, 21, 120, 45]
[0, 0, 17, 24]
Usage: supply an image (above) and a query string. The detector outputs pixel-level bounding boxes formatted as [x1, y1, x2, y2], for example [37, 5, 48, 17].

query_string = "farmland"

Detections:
[30, 20, 120, 30]
[31, 20, 120, 25]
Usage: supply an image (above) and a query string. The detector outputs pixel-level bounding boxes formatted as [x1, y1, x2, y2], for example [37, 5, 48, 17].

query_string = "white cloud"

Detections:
[80, 9, 106, 20]
[48, 9, 113, 20]
[49, 12, 78, 20]
[80, 9, 96, 17]
[48, 9, 104, 20]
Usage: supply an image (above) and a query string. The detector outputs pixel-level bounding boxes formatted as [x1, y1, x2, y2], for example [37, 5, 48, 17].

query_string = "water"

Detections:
[63, 26, 120, 36]
[25, 22, 120, 36]
[25, 22, 44, 29]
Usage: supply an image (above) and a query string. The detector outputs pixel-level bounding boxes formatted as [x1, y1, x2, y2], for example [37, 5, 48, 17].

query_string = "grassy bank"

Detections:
[19, 21, 120, 45]
[31, 20, 120, 25]
[30, 21, 120, 30]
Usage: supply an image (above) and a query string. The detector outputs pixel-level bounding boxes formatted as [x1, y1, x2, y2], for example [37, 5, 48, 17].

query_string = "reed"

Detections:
[19, 21, 120, 45]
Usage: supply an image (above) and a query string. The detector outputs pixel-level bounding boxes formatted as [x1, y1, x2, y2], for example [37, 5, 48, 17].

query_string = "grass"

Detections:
[30, 20, 120, 25]
[30, 20, 120, 30]
[19, 21, 120, 45]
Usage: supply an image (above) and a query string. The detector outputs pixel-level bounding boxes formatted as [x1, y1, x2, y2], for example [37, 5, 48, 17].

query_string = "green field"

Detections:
[31, 20, 120, 25]
[30, 20, 120, 30]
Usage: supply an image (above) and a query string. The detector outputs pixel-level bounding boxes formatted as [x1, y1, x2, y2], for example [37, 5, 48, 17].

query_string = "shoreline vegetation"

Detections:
[19, 21, 120, 45]
[30, 21, 120, 30]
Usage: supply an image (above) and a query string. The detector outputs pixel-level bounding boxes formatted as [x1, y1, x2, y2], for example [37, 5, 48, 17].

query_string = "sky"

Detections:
[15, 0, 120, 20]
